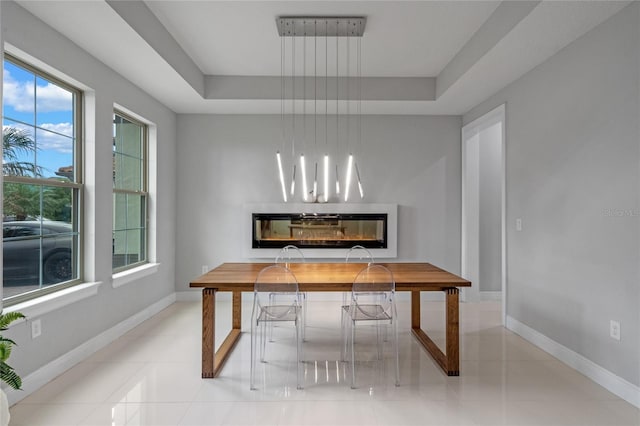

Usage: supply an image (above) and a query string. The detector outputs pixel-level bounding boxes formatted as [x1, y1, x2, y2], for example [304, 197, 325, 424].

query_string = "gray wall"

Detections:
[175, 115, 462, 291]
[464, 3, 640, 386]
[2, 2, 177, 379]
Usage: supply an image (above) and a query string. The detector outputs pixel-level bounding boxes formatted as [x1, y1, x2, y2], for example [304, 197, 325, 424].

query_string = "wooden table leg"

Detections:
[201, 289, 244, 378]
[232, 290, 242, 329]
[445, 288, 460, 376]
[202, 288, 216, 378]
[410, 288, 460, 376]
[411, 291, 421, 329]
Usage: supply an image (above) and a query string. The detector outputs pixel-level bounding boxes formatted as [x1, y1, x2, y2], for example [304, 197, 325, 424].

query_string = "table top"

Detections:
[189, 262, 471, 292]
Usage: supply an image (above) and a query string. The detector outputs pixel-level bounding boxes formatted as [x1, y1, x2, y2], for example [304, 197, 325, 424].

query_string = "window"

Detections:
[2, 55, 82, 305]
[112, 111, 147, 272]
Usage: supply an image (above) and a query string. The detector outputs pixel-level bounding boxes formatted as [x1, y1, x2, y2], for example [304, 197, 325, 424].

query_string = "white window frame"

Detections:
[112, 109, 149, 274]
[2, 53, 84, 307]
[111, 106, 157, 288]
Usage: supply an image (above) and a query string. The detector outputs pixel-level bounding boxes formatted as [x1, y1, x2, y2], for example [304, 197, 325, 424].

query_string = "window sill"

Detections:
[4, 281, 102, 320]
[112, 263, 160, 288]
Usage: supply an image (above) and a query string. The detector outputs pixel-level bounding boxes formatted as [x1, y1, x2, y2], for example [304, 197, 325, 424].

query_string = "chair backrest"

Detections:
[345, 245, 374, 265]
[351, 264, 395, 319]
[275, 245, 306, 266]
[254, 265, 300, 317]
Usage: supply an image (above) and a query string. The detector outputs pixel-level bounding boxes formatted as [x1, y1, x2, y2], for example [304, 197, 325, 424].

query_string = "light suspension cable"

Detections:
[335, 24, 341, 196]
[324, 20, 330, 203]
[313, 21, 318, 201]
[277, 26, 287, 202]
[356, 20, 364, 199]
[290, 29, 297, 198]
[344, 25, 353, 202]
[300, 22, 310, 201]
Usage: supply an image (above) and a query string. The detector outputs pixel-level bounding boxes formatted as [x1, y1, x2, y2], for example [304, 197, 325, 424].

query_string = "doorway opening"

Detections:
[461, 104, 506, 324]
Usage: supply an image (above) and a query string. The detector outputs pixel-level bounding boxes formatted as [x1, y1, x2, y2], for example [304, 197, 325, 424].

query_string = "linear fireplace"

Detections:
[252, 213, 387, 249]
[244, 204, 397, 258]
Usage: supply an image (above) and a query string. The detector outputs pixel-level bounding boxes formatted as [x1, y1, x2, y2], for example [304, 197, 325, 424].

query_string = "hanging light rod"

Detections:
[276, 17, 366, 37]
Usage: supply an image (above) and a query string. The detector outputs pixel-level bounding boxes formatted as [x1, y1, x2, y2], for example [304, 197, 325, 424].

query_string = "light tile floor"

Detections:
[9, 300, 640, 426]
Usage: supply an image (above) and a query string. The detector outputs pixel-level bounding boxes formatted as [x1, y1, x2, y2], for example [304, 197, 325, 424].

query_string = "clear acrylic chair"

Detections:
[275, 244, 306, 265]
[341, 264, 399, 389]
[274, 245, 307, 340]
[343, 245, 374, 305]
[345, 245, 374, 264]
[250, 265, 304, 390]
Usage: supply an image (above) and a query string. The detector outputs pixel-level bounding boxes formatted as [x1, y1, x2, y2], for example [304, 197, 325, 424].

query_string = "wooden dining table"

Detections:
[189, 262, 471, 378]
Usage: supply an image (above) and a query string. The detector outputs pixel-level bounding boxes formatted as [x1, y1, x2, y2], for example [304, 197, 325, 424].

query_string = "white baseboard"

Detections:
[175, 290, 204, 302]
[480, 291, 502, 301]
[506, 315, 640, 409]
[6, 293, 176, 406]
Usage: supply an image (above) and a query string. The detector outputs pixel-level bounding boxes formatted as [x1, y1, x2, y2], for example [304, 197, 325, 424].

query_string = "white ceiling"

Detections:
[146, 1, 501, 77]
[15, 1, 631, 115]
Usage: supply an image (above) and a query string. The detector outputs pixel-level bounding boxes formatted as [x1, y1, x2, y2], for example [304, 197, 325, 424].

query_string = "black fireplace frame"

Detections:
[251, 212, 388, 249]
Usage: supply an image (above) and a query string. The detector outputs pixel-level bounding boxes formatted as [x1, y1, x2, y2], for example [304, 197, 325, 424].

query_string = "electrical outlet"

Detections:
[31, 319, 42, 339]
[202, 265, 209, 275]
[610, 320, 620, 341]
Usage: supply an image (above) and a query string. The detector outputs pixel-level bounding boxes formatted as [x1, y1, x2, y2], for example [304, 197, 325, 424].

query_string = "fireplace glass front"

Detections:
[252, 213, 387, 249]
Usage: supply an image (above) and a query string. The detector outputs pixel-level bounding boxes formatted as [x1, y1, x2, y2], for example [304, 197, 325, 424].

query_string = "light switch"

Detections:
[516, 218, 522, 231]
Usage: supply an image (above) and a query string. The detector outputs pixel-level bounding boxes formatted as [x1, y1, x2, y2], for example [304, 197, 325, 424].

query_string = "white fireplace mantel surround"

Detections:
[244, 203, 397, 259]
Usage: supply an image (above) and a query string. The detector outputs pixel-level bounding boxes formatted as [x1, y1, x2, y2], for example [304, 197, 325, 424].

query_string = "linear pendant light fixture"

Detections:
[276, 16, 366, 203]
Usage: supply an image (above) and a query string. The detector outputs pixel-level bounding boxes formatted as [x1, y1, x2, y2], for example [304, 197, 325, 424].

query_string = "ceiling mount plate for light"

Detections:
[276, 17, 366, 37]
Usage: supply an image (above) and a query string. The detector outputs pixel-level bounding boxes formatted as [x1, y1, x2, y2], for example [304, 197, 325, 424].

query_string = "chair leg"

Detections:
[376, 321, 383, 361]
[350, 320, 357, 389]
[260, 319, 267, 363]
[302, 292, 307, 341]
[268, 294, 275, 342]
[340, 308, 347, 362]
[250, 318, 257, 390]
[296, 317, 304, 390]
[393, 316, 400, 387]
